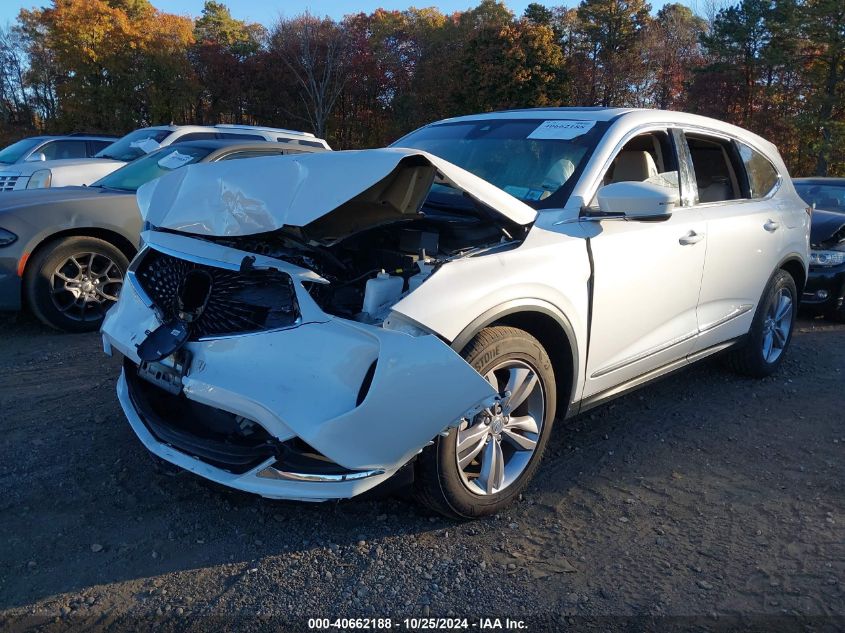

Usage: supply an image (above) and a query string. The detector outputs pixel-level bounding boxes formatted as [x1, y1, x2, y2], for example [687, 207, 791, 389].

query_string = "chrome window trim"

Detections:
[679, 126, 784, 208]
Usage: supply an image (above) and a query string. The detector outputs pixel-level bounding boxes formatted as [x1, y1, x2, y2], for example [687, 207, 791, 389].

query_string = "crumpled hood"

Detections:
[137, 148, 537, 238]
[811, 208, 845, 248]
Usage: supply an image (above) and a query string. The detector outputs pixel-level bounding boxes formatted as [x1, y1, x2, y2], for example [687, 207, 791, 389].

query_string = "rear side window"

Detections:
[41, 140, 87, 160]
[88, 140, 112, 155]
[736, 142, 779, 199]
[172, 132, 217, 143]
[217, 150, 284, 161]
[685, 134, 743, 203]
[217, 132, 265, 140]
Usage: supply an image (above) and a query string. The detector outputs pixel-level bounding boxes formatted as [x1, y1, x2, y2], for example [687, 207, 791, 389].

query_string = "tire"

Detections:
[24, 236, 129, 333]
[414, 326, 557, 519]
[726, 269, 797, 378]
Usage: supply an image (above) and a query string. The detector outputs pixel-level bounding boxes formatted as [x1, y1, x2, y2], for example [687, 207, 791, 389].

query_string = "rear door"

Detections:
[679, 130, 785, 352]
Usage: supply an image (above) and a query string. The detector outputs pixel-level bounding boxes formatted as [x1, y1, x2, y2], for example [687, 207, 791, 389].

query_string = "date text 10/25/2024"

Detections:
[308, 618, 529, 630]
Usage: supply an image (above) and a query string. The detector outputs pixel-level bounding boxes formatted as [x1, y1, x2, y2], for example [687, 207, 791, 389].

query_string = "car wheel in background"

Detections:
[24, 236, 128, 333]
[726, 268, 797, 378]
[415, 326, 557, 519]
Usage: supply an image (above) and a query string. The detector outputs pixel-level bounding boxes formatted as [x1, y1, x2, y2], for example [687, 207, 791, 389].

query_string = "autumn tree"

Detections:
[643, 3, 707, 109]
[18, 0, 195, 133]
[269, 13, 350, 139]
[574, 0, 652, 106]
[191, 0, 264, 124]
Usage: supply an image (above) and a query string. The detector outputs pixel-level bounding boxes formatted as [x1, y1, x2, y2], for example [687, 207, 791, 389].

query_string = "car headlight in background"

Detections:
[809, 248, 845, 267]
[0, 228, 17, 247]
[26, 169, 52, 189]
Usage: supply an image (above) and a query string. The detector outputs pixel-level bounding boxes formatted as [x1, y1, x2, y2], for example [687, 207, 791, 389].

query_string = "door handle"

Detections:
[764, 219, 780, 232]
[679, 230, 705, 245]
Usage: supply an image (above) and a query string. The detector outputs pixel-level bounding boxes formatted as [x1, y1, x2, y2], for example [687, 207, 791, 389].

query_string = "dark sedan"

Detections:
[0, 139, 326, 332]
[794, 177, 845, 321]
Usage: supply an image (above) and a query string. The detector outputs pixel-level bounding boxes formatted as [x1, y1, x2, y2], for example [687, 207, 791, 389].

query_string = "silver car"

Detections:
[0, 139, 327, 332]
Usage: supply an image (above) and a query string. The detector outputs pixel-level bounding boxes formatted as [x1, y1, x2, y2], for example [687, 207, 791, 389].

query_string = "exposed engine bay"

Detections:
[196, 203, 523, 324]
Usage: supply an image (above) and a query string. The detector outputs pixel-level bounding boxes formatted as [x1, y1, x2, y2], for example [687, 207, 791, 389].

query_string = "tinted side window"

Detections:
[88, 140, 112, 155]
[685, 134, 742, 203]
[172, 132, 217, 143]
[217, 150, 284, 161]
[41, 140, 87, 160]
[217, 132, 265, 140]
[736, 142, 779, 199]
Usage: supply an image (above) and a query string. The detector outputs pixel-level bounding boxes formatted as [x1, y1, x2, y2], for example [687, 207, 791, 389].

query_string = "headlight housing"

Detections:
[27, 169, 52, 189]
[382, 311, 433, 337]
[0, 228, 17, 247]
[809, 248, 845, 267]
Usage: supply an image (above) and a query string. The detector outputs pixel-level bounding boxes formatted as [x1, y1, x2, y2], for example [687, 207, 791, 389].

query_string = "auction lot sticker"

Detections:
[527, 120, 595, 140]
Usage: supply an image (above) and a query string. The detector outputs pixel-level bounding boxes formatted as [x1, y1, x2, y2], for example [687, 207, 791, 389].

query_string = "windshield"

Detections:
[392, 118, 607, 208]
[92, 145, 212, 192]
[95, 128, 171, 162]
[0, 138, 44, 165]
[795, 183, 845, 213]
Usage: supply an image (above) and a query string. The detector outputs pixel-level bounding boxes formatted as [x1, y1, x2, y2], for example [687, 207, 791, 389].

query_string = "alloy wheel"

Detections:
[50, 252, 123, 322]
[455, 359, 545, 496]
[762, 286, 793, 363]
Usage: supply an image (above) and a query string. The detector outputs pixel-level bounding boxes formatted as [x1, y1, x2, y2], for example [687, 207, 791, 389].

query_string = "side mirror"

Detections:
[26, 152, 47, 163]
[596, 180, 678, 221]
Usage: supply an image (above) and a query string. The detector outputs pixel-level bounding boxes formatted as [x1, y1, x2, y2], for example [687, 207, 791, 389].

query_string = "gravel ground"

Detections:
[0, 312, 843, 632]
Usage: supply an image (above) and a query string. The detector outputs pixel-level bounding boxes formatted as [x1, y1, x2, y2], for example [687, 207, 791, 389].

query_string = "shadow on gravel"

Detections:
[1, 314, 843, 618]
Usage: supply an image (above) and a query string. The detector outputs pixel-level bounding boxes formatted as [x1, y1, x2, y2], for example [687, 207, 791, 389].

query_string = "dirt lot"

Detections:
[0, 313, 843, 632]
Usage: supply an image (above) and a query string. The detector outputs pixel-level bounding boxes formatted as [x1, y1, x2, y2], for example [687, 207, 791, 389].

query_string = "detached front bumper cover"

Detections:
[102, 231, 496, 500]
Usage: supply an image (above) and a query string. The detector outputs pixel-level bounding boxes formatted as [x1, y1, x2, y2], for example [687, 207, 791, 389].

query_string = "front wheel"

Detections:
[414, 326, 557, 519]
[24, 236, 128, 333]
[726, 269, 797, 377]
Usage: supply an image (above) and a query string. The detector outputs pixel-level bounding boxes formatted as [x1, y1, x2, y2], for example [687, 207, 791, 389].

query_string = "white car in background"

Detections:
[102, 108, 810, 518]
[0, 124, 329, 192]
[0, 134, 116, 191]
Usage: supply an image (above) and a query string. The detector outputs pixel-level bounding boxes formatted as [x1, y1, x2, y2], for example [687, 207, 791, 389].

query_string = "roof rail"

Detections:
[213, 124, 316, 138]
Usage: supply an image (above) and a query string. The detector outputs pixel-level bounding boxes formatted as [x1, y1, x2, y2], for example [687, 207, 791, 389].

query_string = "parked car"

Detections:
[793, 177, 845, 320]
[0, 124, 329, 192]
[0, 134, 117, 191]
[101, 108, 810, 518]
[0, 139, 328, 332]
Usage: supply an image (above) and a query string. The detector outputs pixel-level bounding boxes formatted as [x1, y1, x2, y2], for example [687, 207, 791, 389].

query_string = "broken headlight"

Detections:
[382, 311, 433, 337]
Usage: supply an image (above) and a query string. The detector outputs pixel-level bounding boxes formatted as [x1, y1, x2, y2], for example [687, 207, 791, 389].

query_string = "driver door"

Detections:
[582, 129, 706, 399]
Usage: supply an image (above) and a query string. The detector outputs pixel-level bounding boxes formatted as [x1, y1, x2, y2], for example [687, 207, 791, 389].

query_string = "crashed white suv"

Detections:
[102, 108, 810, 518]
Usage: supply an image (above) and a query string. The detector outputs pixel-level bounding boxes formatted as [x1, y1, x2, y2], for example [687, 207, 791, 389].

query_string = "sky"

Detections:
[0, 0, 679, 26]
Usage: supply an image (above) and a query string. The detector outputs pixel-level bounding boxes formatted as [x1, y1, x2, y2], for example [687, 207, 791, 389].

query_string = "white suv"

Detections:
[102, 108, 810, 518]
[0, 124, 328, 191]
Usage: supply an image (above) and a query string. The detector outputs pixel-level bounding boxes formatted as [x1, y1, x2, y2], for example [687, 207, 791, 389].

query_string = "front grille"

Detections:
[0, 175, 20, 192]
[134, 249, 300, 338]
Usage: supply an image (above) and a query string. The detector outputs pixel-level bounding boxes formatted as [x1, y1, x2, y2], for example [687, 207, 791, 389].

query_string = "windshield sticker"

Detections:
[503, 185, 546, 201]
[527, 120, 596, 140]
[157, 151, 195, 170]
[130, 138, 162, 154]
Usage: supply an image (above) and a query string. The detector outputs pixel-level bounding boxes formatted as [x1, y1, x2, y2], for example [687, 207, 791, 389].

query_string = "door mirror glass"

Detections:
[597, 178, 678, 220]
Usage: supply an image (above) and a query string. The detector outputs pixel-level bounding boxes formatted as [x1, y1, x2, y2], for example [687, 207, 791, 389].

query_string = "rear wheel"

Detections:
[415, 326, 557, 519]
[726, 269, 797, 377]
[24, 236, 128, 333]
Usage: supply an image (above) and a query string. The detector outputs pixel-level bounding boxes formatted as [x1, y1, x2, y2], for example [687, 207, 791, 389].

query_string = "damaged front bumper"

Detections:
[102, 231, 495, 501]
